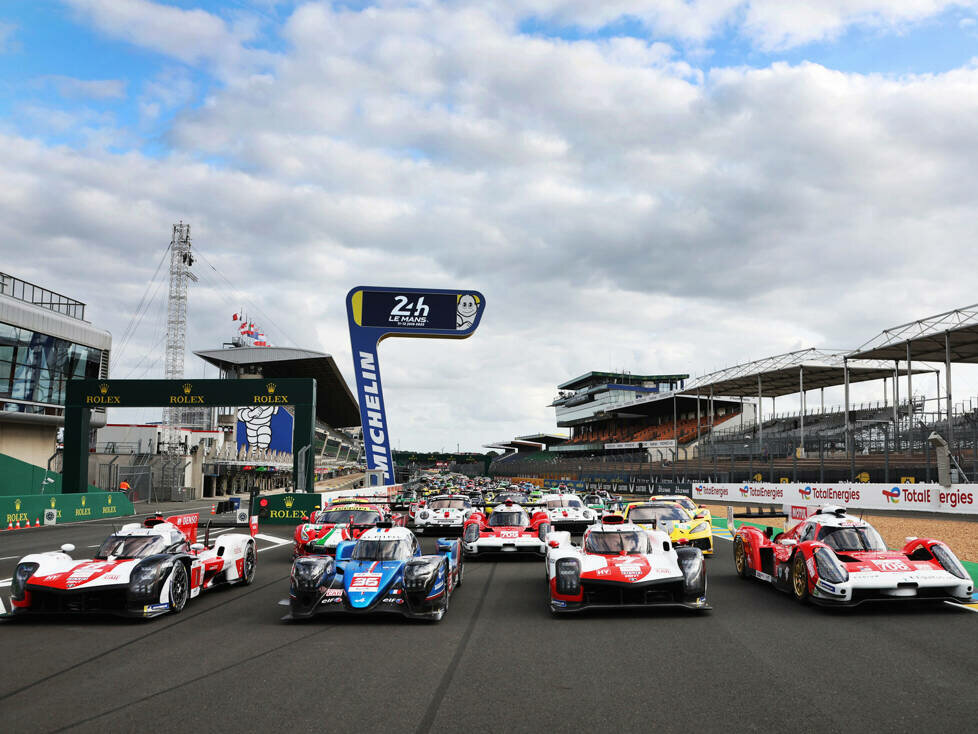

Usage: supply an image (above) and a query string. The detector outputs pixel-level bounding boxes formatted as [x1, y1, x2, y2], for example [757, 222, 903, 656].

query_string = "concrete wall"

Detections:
[0, 421, 58, 467]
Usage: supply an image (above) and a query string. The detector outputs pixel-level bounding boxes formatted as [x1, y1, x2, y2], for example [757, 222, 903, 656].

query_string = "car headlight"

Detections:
[129, 561, 164, 598]
[419, 510, 429, 520]
[582, 509, 593, 519]
[691, 522, 710, 534]
[291, 557, 334, 590]
[404, 559, 440, 590]
[463, 523, 480, 543]
[676, 548, 705, 594]
[813, 547, 849, 584]
[11, 562, 39, 600]
[932, 543, 968, 580]
[555, 558, 581, 595]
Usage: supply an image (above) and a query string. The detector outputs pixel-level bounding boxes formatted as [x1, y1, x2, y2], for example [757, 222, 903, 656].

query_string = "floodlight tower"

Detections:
[162, 222, 197, 452]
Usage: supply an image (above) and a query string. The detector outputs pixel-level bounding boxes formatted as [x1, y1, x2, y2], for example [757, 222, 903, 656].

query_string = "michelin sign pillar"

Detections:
[347, 287, 486, 485]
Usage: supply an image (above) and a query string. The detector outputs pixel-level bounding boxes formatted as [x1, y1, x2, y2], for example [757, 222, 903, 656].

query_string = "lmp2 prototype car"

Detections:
[732, 505, 974, 606]
[624, 501, 713, 555]
[462, 500, 550, 556]
[292, 502, 405, 558]
[286, 525, 462, 622]
[10, 512, 258, 618]
[413, 494, 473, 534]
[546, 515, 710, 614]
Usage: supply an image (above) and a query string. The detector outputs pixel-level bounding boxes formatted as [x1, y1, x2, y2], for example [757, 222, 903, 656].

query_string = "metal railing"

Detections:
[0, 272, 86, 320]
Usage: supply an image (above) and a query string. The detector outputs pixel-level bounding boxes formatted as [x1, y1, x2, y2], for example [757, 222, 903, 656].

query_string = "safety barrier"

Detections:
[1, 491, 135, 528]
[693, 483, 978, 515]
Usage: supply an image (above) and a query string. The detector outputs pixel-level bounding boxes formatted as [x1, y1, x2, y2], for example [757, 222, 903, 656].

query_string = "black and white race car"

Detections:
[9, 512, 258, 618]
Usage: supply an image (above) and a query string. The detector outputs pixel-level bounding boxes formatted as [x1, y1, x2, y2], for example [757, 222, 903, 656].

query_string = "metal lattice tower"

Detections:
[162, 222, 197, 452]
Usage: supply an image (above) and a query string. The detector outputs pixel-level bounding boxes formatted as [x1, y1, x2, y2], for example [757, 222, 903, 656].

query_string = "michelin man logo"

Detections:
[238, 406, 279, 450]
[456, 294, 480, 330]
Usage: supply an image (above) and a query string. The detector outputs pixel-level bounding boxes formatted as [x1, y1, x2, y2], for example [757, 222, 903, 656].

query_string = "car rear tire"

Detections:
[791, 553, 809, 603]
[455, 554, 464, 588]
[169, 563, 189, 613]
[242, 542, 257, 585]
[734, 537, 749, 579]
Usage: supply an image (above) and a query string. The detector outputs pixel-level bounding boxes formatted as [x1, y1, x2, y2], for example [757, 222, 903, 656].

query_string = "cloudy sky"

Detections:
[3, 0, 978, 451]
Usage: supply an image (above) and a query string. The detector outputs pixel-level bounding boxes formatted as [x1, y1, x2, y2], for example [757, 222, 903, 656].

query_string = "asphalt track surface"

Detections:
[2, 512, 977, 734]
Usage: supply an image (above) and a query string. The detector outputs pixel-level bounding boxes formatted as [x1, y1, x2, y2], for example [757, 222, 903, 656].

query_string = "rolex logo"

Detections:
[266, 383, 277, 394]
[183, 383, 193, 394]
[107, 494, 113, 504]
[14, 498, 21, 511]
[99, 383, 109, 395]
[50, 497, 56, 508]
[81, 496, 86, 506]
[283, 495, 295, 508]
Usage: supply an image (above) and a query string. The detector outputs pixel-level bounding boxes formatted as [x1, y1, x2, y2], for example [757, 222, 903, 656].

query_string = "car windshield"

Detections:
[584, 495, 603, 504]
[817, 525, 887, 552]
[495, 493, 528, 504]
[95, 534, 167, 559]
[352, 539, 413, 561]
[316, 509, 382, 524]
[585, 531, 650, 555]
[489, 510, 529, 527]
[627, 506, 687, 523]
[545, 498, 583, 509]
[430, 499, 470, 509]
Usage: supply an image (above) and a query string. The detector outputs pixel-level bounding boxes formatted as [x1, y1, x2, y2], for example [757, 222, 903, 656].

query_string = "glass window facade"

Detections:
[0, 323, 103, 410]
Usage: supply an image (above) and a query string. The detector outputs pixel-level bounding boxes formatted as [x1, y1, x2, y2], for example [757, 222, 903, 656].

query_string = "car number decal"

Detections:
[350, 572, 382, 590]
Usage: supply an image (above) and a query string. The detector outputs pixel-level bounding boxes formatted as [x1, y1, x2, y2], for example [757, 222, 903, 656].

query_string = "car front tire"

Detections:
[169, 563, 189, 613]
[791, 553, 809, 603]
[734, 537, 749, 578]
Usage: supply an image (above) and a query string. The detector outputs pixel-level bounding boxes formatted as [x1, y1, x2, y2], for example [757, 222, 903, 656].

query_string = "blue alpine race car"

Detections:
[285, 524, 462, 621]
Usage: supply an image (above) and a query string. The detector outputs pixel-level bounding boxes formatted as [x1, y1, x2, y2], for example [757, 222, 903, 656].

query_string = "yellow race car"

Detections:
[623, 501, 713, 555]
[649, 495, 712, 524]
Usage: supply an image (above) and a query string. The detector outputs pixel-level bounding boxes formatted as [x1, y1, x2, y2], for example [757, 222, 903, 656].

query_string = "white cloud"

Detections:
[4, 2, 978, 449]
[38, 75, 127, 100]
[0, 21, 18, 53]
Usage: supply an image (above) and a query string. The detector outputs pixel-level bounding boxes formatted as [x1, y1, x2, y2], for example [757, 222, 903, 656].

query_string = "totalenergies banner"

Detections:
[347, 286, 486, 485]
[693, 483, 978, 515]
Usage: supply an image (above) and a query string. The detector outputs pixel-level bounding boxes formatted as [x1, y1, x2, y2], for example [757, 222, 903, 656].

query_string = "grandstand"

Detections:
[492, 304, 978, 486]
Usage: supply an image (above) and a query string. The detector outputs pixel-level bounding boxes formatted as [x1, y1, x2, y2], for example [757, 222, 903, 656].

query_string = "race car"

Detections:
[391, 488, 418, 510]
[624, 501, 713, 555]
[413, 494, 473, 534]
[539, 493, 597, 533]
[732, 505, 974, 606]
[10, 512, 257, 618]
[546, 514, 710, 614]
[650, 494, 712, 523]
[462, 500, 551, 556]
[285, 525, 461, 622]
[482, 491, 530, 517]
[293, 502, 405, 558]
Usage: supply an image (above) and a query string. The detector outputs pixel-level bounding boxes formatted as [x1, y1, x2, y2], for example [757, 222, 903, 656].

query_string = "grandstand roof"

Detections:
[680, 348, 931, 398]
[515, 433, 568, 446]
[484, 441, 517, 452]
[849, 303, 978, 363]
[558, 371, 689, 391]
[194, 346, 360, 427]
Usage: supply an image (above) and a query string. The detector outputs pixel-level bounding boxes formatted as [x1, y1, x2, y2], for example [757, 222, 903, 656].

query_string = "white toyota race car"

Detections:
[546, 515, 711, 613]
[413, 494, 473, 534]
[9, 512, 258, 618]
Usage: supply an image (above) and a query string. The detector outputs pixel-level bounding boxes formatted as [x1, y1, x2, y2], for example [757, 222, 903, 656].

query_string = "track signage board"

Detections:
[347, 286, 486, 485]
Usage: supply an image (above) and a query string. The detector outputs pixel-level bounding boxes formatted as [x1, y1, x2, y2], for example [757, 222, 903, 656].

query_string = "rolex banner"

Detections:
[1, 492, 134, 527]
[250, 492, 323, 524]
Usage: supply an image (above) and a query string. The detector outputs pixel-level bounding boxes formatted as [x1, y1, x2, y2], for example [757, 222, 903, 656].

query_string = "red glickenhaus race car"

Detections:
[733, 505, 973, 606]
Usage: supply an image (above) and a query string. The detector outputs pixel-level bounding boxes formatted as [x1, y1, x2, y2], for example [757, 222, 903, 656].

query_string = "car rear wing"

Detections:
[726, 505, 787, 536]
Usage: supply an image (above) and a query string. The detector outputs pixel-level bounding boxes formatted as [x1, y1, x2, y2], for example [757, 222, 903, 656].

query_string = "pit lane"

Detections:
[2, 519, 976, 733]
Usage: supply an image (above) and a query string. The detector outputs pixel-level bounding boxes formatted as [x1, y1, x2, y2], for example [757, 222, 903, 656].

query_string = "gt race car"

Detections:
[650, 494, 712, 523]
[732, 505, 974, 606]
[624, 501, 713, 555]
[293, 502, 405, 558]
[462, 500, 551, 557]
[413, 494, 473, 534]
[10, 512, 257, 618]
[539, 493, 597, 532]
[286, 525, 462, 622]
[546, 515, 710, 614]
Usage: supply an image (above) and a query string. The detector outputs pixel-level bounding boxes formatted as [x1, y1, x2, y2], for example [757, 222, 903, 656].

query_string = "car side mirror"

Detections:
[60, 543, 75, 553]
[191, 543, 205, 552]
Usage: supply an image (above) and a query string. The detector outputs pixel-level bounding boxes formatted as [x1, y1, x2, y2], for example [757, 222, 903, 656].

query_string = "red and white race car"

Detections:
[10, 512, 258, 618]
[292, 501, 405, 558]
[461, 500, 550, 556]
[545, 515, 710, 613]
[732, 505, 974, 606]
